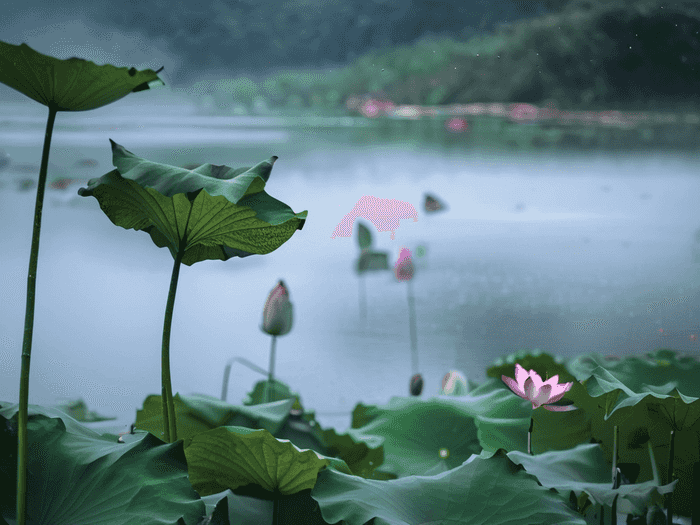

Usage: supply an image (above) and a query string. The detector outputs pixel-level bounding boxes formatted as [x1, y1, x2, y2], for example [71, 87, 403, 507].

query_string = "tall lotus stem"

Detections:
[394, 247, 418, 375]
[528, 417, 534, 455]
[358, 275, 367, 321]
[666, 429, 675, 525]
[17, 104, 58, 525]
[267, 336, 277, 403]
[612, 425, 619, 488]
[161, 245, 185, 443]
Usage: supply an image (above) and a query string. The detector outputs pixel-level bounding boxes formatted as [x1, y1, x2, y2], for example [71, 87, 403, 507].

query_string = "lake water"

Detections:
[1, 93, 700, 437]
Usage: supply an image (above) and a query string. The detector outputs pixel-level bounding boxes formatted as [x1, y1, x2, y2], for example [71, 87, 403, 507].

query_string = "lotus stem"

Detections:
[161, 247, 185, 443]
[17, 104, 58, 525]
[648, 440, 659, 486]
[611, 493, 619, 525]
[666, 429, 675, 525]
[221, 363, 232, 401]
[406, 278, 418, 375]
[528, 416, 534, 455]
[221, 356, 272, 401]
[358, 274, 367, 321]
[612, 425, 619, 488]
[266, 335, 277, 403]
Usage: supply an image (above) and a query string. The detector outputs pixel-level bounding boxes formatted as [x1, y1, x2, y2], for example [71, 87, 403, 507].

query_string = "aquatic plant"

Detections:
[78, 140, 307, 445]
[501, 363, 576, 455]
[394, 247, 419, 382]
[260, 280, 295, 403]
[0, 39, 165, 525]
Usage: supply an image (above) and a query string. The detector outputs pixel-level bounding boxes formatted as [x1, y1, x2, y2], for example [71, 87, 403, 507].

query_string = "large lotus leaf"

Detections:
[0, 405, 204, 525]
[567, 349, 700, 397]
[78, 140, 307, 266]
[351, 378, 516, 429]
[51, 398, 116, 422]
[311, 448, 587, 525]
[184, 426, 352, 498]
[243, 379, 300, 406]
[566, 373, 700, 518]
[505, 442, 677, 516]
[136, 393, 297, 442]
[200, 488, 334, 525]
[346, 397, 483, 478]
[355, 250, 389, 274]
[0, 40, 164, 111]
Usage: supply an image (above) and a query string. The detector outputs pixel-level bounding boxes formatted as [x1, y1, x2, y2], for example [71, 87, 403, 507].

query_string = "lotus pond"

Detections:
[1, 41, 700, 525]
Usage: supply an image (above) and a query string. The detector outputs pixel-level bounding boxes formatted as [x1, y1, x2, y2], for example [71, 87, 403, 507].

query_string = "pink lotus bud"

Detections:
[440, 370, 468, 395]
[394, 247, 414, 281]
[261, 280, 293, 337]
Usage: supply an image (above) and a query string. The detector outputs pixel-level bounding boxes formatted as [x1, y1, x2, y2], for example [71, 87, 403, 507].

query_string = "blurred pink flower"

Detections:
[445, 117, 468, 133]
[331, 195, 418, 240]
[501, 363, 576, 411]
[394, 247, 414, 281]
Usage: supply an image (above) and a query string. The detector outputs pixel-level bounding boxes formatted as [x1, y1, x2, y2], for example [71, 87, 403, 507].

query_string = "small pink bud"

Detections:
[394, 247, 414, 281]
[261, 280, 293, 337]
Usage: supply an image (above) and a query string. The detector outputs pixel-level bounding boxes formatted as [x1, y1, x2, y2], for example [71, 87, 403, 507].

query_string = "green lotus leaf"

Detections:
[0, 40, 164, 111]
[0, 403, 205, 525]
[311, 448, 587, 525]
[78, 140, 307, 266]
[136, 393, 298, 442]
[184, 426, 351, 497]
[355, 250, 389, 274]
[243, 379, 300, 406]
[347, 396, 483, 478]
[356, 221, 372, 251]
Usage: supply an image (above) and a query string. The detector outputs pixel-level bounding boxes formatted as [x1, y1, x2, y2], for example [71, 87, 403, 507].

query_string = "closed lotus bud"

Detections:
[409, 373, 424, 396]
[394, 247, 414, 282]
[261, 280, 293, 337]
[440, 370, 468, 396]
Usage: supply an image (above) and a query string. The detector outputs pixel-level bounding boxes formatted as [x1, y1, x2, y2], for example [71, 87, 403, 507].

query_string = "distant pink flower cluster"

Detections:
[346, 95, 693, 130]
[359, 98, 396, 118]
[331, 195, 418, 241]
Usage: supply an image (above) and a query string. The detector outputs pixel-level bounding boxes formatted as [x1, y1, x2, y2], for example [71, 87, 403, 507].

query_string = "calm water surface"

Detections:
[1, 97, 699, 436]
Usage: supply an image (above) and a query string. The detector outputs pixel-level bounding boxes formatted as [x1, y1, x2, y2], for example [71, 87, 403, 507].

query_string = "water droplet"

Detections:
[439, 447, 449, 458]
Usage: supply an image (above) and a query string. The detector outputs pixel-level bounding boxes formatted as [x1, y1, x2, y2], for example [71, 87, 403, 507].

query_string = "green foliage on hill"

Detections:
[182, 0, 700, 114]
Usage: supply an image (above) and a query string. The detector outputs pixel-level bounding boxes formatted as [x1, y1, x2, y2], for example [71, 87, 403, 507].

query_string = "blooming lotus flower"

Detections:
[502, 363, 576, 455]
[261, 280, 293, 337]
[501, 363, 575, 411]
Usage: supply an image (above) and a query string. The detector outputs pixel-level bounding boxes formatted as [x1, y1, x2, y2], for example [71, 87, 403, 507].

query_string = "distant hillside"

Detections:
[84, 0, 551, 87]
[185, 0, 700, 113]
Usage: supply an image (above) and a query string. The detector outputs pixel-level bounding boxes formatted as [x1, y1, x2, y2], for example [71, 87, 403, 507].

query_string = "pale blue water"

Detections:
[1, 94, 700, 439]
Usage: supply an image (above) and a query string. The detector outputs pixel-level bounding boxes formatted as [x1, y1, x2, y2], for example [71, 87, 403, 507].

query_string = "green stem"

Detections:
[666, 429, 675, 525]
[161, 246, 185, 443]
[272, 490, 280, 525]
[359, 274, 366, 321]
[407, 278, 418, 375]
[612, 425, 619, 488]
[267, 336, 277, 403]
[17, 105, 58, 525]
[528, 416, 534, 455]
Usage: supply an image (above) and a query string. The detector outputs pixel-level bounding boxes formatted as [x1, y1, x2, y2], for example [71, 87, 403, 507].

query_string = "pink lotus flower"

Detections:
[394, 247, 414, 282]
[261, 280, 293, 337]
[501, 363, 576, 411]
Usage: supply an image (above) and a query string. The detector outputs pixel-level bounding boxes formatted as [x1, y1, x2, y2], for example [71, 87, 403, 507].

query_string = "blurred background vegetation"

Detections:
[146, 0, 700, 115]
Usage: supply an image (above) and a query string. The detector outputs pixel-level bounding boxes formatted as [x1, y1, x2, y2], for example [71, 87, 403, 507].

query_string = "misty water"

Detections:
[2, 95, 700, 436]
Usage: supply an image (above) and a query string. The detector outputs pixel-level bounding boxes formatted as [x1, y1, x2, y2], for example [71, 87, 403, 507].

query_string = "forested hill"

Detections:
[4, 0, 553, 87]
